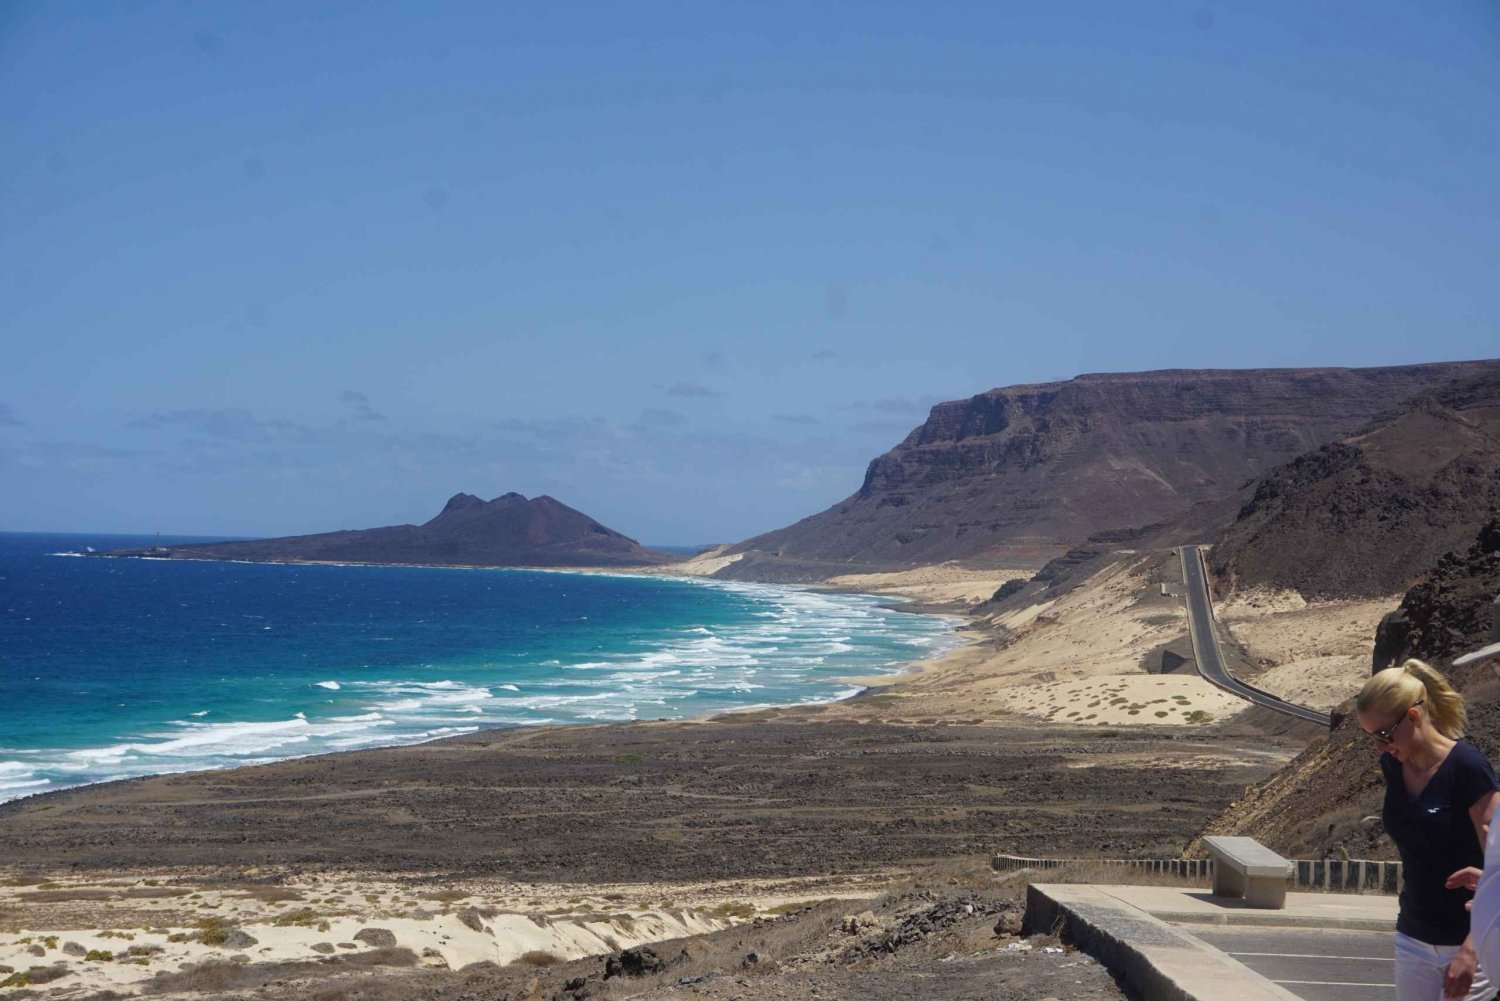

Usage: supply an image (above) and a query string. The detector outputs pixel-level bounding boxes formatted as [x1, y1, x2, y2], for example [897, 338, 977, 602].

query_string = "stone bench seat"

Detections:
[1204, 835, 1292, 909]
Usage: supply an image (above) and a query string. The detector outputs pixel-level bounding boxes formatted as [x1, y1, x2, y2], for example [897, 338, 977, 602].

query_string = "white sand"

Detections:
[0, 872, 885, 995]
[992, 674, 1245, 726]
[1217, 590, 1398, 711]
[824, 565, 1030, 607]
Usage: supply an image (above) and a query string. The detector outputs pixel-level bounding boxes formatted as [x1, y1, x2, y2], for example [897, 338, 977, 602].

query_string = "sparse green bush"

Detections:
[196, 916, 232, 945]
[272, 908, 320, 927]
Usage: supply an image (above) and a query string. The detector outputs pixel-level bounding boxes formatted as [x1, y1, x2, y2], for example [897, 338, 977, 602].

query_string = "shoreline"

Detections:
[2, 557, 978, 809]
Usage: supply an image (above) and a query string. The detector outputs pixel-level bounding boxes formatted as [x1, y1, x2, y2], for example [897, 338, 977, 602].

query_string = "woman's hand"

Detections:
[1447, 866, 1483, 892]
[1445, 943, 1478, 998]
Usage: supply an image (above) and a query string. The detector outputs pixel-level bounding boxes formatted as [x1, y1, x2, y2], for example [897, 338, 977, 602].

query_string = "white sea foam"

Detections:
[1, 569, 958, 804]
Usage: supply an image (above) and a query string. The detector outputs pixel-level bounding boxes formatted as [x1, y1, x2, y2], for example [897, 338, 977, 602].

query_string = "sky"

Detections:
[2, 2, 1498, 543]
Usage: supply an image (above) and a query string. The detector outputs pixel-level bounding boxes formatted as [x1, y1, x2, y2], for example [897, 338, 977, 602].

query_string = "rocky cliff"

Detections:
[127, 493, 674, 568]
[724, 362, 1500, 578]
[1208, 370, 1500, 599]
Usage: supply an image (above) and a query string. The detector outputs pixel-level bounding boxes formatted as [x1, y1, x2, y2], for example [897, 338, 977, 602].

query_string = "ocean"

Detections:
[0, 532, 960, 803]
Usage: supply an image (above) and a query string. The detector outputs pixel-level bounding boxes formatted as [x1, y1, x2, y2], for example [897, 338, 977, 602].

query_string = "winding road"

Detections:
[1177, 545, 1331, 727]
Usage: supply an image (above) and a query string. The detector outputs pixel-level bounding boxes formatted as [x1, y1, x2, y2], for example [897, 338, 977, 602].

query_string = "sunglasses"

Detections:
[1368, 698, 1424, 744]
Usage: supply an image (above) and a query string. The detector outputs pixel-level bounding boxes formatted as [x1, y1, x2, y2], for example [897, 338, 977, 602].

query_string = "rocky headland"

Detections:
[720, 361, 1500, 582]
[108, 493, 674, 569]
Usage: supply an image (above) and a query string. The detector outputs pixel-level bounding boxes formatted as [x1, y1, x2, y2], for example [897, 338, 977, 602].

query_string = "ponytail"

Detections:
[1403, 659, 1467, 739]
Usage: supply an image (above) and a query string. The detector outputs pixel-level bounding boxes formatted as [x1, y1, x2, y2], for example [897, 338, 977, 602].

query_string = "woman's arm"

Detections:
[1469, 789, 1498, 846]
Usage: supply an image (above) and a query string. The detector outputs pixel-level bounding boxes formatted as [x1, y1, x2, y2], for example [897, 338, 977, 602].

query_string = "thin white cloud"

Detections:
[660, 381, 722, 399]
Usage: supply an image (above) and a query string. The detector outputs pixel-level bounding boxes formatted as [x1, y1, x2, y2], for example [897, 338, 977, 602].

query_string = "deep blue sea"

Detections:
[0, 532, 959, 802]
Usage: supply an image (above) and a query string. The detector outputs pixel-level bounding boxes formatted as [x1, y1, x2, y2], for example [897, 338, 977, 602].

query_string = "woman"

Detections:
[1357, 659, 1500, 1000]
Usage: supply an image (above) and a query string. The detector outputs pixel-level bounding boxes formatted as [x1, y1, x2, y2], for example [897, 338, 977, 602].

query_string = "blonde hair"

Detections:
[1356, 659, 1467, 738]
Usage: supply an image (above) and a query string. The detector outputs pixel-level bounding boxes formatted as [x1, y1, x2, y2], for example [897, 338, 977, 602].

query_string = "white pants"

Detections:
[1397, 931, 1496, 1001]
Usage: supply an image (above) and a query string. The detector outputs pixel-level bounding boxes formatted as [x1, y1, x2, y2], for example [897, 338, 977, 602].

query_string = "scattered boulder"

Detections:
[604, 946, 670, 979]
[220, 929, 258, 950]
[993, 907, 1023, 936]
[310, 943, 336, 955]
[841, 911, 880, 935]
[353, 927, 396, 948]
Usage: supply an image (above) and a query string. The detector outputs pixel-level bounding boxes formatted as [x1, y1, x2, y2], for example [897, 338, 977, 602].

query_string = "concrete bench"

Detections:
[1204, 836, 1292, 909]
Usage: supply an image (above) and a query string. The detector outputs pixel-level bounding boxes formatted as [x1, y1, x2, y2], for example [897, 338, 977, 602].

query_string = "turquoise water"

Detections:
[0, 532, 959, 802]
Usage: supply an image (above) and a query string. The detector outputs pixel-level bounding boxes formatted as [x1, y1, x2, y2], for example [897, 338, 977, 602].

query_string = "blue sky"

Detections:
[2, 2, 1497, 542]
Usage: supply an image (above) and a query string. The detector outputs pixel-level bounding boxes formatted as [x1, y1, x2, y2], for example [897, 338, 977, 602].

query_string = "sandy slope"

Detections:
[1217, 590, 1398, 711]
[823, 565, 1030, 606]
[0, 873, 882, 995]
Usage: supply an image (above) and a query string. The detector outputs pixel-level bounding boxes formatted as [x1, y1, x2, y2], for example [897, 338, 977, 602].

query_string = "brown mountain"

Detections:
[722, 362, 1500, 581]
[1200, 512, 1500, 860]
[1208, 370, 1500, 599]
[128, 493, 674, 568]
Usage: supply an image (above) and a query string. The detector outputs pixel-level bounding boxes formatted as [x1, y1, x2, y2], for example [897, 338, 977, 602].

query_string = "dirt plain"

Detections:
[0, 714, 1289, 886]
[0, 714, 1270, 1000]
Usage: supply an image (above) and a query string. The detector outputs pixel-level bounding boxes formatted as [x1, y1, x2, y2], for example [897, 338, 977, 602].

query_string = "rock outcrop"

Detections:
[125, 493, 673, 568]
[723, 362, 1499, 579]
[1210, 371, 1500, 598]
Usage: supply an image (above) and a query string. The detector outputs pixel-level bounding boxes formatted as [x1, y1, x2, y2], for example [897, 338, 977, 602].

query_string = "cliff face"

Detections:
[1209, 370, 1500, 599]
[726, 362, 1500, 576]
[143, 493, 673, 568]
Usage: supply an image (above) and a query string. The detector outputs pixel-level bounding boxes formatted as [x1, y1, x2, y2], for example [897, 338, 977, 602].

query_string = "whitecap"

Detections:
[316, 680, 342, 690]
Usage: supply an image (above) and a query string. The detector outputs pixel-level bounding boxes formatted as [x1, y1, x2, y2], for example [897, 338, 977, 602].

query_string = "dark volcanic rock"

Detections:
[1210, 370, 1500, 598]
[723, 363, 1498, 576]
[605, 947, 673, 979]
[1372, 512, 1500, 669]
[117, 493, 674, 569]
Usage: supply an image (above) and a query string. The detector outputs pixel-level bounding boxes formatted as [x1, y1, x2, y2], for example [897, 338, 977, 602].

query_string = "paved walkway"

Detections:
[1026, 883, 1399, 1001]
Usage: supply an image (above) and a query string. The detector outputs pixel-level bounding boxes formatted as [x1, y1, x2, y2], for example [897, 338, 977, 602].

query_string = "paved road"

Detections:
[1178, 545, 1331, 727]
[1193, 926, 1394, 1001]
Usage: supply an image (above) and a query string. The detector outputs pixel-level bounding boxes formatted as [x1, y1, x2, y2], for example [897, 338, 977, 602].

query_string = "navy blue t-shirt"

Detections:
[1382, 740, 1500, 945]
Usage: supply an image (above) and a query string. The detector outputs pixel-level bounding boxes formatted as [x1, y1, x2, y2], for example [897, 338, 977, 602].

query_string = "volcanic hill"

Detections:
[130, 493, 674, 568]
[1207, 369, 1500, 599]
[723, 362, 1500, 581]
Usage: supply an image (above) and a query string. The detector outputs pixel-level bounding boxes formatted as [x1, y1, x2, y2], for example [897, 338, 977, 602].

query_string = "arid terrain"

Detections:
[0, 547, 1392, 999]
